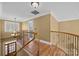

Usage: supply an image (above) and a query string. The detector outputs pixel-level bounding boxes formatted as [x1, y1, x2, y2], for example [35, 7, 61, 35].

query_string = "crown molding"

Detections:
[20, 11, 60, 22]
[0, 11, 51, 22]
[22, 11, 51, 22]
[50, 11, 59, 22]
[58, 18, 79, 22]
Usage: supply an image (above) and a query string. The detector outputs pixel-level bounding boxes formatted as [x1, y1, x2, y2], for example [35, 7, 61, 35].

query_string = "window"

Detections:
[27, 20, 34, 39]
[28, 20, 34, 31]
[4, 21, 20, 32]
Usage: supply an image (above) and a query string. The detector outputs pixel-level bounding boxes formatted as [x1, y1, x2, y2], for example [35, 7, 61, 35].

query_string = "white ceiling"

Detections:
[0, 2, 79, 22]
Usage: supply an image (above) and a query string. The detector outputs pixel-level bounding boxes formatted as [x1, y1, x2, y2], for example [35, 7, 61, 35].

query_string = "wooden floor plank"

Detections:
[17, 39, 66, 56]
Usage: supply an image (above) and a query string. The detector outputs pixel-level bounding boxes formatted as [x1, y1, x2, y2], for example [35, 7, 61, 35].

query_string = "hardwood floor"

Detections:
[17, 39, 66, 56]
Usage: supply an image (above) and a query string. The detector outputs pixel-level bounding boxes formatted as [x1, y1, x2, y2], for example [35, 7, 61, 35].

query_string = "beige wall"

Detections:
[34, 14, 50, 42]
[50, 15, 59, 31]
[0, 20, 4, 55]
[59, 20, 79, 35]
[50, 15, 59, 45]
[0, 20, 4, 33]
[0, 20, 2, 36]
[21, 22, 28, 31]
[0, 20, 2, 55]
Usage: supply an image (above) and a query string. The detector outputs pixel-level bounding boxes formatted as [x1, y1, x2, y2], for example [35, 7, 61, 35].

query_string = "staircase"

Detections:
[3, 31, 79, 56]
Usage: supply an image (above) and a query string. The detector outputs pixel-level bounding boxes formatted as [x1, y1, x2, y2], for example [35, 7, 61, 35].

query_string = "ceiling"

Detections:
[0, 2, 79, 22]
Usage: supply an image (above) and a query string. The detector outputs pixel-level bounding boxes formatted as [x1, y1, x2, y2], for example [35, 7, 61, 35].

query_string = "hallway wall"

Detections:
[50, 14, 59, 44]
[50, 15, 59, 31]
[21, 21, 28, 31]
[59, 19, 79, 35]
[33, 14, 50, 42]
[0, 20, 4, 55]
[0, 23, 1, 55]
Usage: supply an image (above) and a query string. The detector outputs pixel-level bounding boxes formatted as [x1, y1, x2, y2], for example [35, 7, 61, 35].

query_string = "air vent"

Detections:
[31, 10, 39, 15]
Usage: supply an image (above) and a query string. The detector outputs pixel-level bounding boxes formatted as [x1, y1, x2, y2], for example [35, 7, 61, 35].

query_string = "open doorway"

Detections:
[27, 20, 34, 40]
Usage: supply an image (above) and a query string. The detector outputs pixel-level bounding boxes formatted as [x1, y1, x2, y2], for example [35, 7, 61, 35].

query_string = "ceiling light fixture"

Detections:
[31, 2, 39, 8]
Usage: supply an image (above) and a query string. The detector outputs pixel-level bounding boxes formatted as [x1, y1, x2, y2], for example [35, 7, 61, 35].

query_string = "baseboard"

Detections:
[40, 40, 52, 45]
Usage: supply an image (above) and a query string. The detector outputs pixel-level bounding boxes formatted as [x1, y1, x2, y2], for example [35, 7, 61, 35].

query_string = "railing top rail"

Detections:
[5, 41, 16, 45]
[14, 32, 37, 55]
[1, 31, 37, 40]
[24, 32, 37, 35]
[51, 31, 79, 37]
[15, 38, 34, 55]
[1, 35, 20, 40]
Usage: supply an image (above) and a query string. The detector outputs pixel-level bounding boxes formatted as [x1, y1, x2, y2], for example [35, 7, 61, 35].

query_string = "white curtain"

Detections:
[4, 21, 20, 32]
[27, 20, 34, 39]
[28, 20, 34, 31]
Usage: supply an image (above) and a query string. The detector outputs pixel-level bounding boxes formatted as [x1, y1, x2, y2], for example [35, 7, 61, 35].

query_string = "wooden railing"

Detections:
[1, 34, 20, 56]
[51, 31, 79, 56]
[5, 42, 16, 56]
[2, 30, 79, 56]
[14, 31, 37, 56]
[1, 31, 37, 56]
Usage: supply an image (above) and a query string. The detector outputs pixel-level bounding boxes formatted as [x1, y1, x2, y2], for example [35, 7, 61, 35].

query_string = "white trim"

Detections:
[50, 11, 59, 22]
[40, 40, 52, 45]
[0, 12, 50, 22]
[58, 18, 79, 22]
[1, 10, 79, 22]
[22, 11, 50, 22]
[50, 11, 79, 22]
[5, 40, 16, 44]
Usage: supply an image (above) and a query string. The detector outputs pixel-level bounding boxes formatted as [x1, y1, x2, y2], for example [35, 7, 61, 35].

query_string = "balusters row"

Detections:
[51, 31, 79, 56]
